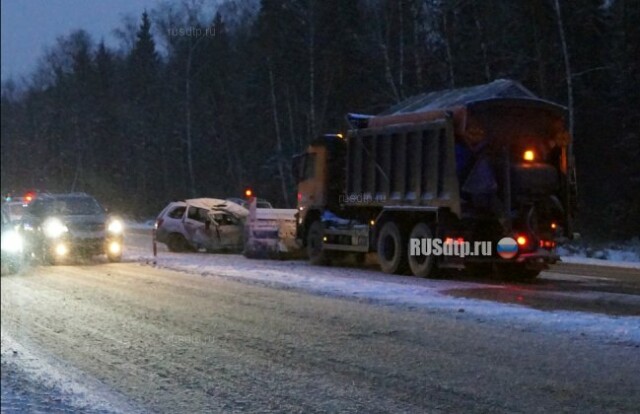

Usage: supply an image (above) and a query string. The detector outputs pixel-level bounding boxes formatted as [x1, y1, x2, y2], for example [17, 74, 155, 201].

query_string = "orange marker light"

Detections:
[516, 236, 528, 246]
[523, 150, 535, 162]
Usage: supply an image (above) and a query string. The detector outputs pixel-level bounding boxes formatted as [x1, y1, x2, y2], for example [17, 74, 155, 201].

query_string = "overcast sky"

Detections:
[1, 0, 163, 81]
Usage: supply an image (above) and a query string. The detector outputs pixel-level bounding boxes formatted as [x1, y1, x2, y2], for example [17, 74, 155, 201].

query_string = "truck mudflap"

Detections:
[243, 204, 302, 259]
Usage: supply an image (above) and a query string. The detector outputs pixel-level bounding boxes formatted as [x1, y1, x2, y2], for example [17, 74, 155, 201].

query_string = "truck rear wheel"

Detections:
[407, 222, 436, 278]
[307, 221, 329, 265]
[377, 221, 408, 274]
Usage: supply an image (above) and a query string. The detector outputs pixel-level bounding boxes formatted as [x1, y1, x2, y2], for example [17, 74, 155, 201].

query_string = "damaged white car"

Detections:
[154, 198, 249, 252]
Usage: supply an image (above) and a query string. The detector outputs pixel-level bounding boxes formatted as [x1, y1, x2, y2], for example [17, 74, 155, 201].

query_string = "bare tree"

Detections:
[552, 0, 574, 138]
[268, 64, 290, 206]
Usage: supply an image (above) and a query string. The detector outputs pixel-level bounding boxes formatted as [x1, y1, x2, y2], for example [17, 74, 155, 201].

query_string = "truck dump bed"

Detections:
[345, 119, 460, 215]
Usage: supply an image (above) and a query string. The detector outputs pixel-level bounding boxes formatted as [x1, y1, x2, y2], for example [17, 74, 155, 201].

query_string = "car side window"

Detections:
[188, 207, 209, 223]
[218, 214, 238, 226]
[168, 206, 186, 219]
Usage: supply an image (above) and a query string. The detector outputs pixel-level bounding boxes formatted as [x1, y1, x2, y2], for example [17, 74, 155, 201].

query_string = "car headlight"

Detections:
[107, 219, 124, 234]
[1, 230, 24, 253]
[43, 218, 68, 238]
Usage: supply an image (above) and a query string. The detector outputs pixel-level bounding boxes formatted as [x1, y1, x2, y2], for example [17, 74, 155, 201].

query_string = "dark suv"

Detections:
[21, 193, 124, 264]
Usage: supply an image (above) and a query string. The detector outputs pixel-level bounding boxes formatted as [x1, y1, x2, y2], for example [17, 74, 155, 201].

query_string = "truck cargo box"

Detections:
[344, 119, 460, 216]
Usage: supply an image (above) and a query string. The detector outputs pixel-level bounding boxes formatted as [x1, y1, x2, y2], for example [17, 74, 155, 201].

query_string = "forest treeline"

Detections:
[1, 0, 638, 239]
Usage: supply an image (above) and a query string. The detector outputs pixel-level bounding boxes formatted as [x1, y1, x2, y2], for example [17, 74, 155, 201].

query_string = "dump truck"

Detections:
[292, 79, 577, 278]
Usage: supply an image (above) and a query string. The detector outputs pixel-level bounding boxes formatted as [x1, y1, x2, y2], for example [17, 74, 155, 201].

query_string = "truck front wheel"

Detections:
[377, 221, 408, 274]
[307, 221, 329, 265]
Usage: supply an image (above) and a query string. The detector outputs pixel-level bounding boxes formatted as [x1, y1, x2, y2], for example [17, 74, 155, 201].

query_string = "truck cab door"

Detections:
[295, 149, 326, 209]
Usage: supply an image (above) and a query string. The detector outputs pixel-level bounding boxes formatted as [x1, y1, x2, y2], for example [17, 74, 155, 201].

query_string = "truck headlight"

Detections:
[1, 230, 23, 253]
[43, 218, 68, 238]
[107, 219, 124, 234]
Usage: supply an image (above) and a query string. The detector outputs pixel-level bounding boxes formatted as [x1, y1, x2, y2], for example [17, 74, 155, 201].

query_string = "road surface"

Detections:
[1, 232, 639, 413]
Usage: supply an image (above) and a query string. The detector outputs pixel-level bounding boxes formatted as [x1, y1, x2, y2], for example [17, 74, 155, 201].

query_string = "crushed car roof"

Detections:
[186, 198, 249, 218]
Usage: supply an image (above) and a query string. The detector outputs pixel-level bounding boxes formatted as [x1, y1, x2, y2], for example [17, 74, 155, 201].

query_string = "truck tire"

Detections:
[377, 221, 408, 275]
[307, 221, 329, 265]
[407, 222, 436, 278]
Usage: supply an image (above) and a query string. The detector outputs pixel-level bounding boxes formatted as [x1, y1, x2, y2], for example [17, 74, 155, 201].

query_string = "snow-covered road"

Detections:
[128, 231, 640, 345]
[1, 231, 639, 413]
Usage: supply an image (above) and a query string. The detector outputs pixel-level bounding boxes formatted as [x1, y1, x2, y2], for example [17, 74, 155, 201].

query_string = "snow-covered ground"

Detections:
[557, 238, 640, 268]
[124, 230, 640, 346]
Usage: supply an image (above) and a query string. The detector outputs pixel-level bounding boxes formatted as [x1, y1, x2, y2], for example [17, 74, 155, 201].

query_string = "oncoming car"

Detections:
[1, 208, 24, 274]
[20, 193, 124, 264]
[155, 198, 248, 252]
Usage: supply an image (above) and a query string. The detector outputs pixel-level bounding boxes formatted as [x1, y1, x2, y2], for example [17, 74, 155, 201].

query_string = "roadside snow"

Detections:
[125, 234, 640, 346]
[560, 255, 640, 269]
[557, 238, 640, 267]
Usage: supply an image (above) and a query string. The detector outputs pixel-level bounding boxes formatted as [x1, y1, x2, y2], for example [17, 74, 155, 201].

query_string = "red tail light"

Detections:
[23, 191, 36, 204]
[539, 240, 556, 249]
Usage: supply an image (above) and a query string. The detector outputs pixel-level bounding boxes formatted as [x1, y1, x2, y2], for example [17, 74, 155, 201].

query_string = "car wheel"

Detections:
[167, 233, 190, 252]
